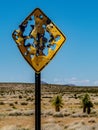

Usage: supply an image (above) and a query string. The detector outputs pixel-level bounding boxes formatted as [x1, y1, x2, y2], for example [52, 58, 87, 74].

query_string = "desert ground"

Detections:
[0, 83, 98, 130]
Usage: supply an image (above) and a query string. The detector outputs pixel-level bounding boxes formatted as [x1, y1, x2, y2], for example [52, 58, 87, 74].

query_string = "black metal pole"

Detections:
[35, 72, 41, 130]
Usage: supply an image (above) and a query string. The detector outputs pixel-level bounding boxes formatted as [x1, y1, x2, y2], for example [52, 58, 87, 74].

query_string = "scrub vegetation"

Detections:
[0, 83, 98, 130]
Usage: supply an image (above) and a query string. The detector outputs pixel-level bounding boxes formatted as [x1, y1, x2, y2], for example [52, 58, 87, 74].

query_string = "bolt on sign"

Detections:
[12, 8, 66, 72]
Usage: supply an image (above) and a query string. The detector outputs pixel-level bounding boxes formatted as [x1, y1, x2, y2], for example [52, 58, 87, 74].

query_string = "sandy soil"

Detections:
[0, 83, 98, 129]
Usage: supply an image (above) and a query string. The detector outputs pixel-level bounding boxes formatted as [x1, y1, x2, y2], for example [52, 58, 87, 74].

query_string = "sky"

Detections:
[0, 0, 98, 86]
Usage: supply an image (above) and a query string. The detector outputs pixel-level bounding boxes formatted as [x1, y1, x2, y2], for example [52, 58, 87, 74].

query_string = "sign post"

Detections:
[12, 8, 66, 130]
[35, 72, 41, 130]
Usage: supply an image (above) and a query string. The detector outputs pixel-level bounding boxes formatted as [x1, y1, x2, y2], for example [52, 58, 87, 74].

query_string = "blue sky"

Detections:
[0, 0, 98, 86]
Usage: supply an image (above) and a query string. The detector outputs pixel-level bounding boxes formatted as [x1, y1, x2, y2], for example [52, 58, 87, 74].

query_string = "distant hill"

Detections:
[0, 83, 98, 93]
[64, 84, 76, 87]
[41, 81, 48, 84]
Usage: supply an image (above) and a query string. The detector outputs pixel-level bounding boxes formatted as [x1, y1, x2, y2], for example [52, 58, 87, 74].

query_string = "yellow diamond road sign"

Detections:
[12, 8, 66, 72]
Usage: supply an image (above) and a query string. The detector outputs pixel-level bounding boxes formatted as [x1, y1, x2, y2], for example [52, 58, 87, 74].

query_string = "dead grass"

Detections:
[0, 83, 98, 129]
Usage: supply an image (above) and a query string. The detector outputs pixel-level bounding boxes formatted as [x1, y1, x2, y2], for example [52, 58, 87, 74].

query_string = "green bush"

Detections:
[0, 101, 4, 105]
[21, 102, 28, 105]
[52, 95, 64, 112]
[19, 95, 22, 99]
[82, 93, 93, 114]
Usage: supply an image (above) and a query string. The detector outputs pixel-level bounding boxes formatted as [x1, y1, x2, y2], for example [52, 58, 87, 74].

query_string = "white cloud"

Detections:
[71, 77, 77, 80]
[53, 77, 90, 85]
[69, 78, 90, 85]
[54, 78, 65, 84]
[94, 80, 98, 85]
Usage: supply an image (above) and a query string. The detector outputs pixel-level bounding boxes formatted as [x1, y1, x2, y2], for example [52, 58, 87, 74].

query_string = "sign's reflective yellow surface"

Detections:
[12, 8, 66, 72]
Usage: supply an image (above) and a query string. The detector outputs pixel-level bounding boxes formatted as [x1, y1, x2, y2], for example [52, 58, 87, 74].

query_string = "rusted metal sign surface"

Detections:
[12, 8, 66, 72]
